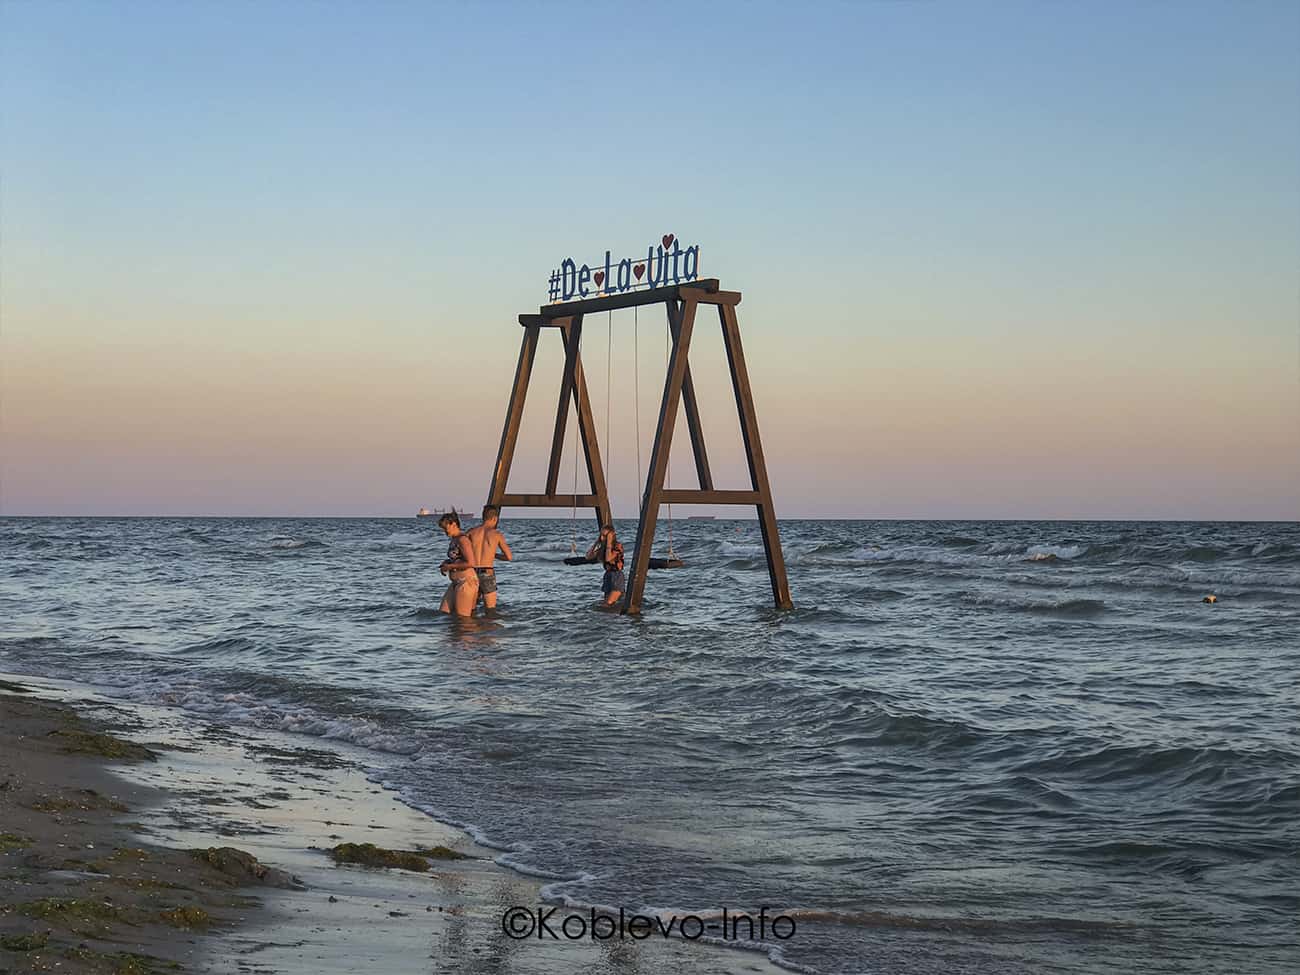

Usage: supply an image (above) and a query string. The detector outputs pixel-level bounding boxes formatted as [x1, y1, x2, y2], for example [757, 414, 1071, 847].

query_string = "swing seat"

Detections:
[564, 555, 684, 569]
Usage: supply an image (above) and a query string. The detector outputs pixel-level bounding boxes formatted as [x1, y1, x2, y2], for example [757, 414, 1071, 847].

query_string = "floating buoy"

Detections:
[1202, 594, 1217, 604]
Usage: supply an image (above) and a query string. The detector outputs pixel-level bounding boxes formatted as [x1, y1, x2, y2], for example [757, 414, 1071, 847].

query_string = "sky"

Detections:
[1, 0, 1297, 520]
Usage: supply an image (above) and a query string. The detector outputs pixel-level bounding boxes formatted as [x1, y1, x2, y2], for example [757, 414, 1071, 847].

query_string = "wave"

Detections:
[177, 636, 258, 656]
[534, 539, 584, 553]
[961, 593, 1106, 617]
[1024, 544, 1085, 561]
[832, 542, 1088, 568]
[9, 663, 428, 757]
[1012, 742, 1300, 794]
[267, 535, 326, 550]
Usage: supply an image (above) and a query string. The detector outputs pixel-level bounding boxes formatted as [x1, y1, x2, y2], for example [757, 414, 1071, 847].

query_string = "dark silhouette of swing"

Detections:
[561, 303, 685, 571]
[485, 277, 791, 614]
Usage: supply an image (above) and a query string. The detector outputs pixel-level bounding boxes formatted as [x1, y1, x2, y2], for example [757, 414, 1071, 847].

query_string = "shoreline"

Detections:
[1, 674, 789, 974]
[0, 677, 290, 973]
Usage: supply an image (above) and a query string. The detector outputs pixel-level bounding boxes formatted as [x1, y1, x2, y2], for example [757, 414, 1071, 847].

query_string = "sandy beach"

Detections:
[1, 674, 787, 975]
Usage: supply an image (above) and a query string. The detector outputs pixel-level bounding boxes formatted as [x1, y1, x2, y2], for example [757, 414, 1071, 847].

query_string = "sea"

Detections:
[1, 517, 1297, 974]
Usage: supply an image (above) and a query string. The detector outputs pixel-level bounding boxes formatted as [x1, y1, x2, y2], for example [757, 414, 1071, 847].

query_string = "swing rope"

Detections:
[606, 311, 612, 452]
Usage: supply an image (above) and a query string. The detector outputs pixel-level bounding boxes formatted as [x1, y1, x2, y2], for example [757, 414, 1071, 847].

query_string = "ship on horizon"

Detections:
[416, 506, 468, 520]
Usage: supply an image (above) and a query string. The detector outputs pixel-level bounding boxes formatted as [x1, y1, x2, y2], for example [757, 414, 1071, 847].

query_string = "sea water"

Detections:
[2, 517, 1296, 974]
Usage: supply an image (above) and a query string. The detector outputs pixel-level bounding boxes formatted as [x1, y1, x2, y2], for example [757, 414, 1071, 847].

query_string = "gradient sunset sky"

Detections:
[2, 0, 1297, 519]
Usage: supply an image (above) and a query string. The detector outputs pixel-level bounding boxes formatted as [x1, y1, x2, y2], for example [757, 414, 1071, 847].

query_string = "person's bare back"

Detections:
[465, 526, 505, 568]
[465, 505, 512, 609]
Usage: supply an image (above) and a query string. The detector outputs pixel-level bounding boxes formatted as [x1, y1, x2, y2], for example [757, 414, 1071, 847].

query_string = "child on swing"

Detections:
[586, 524, 625, 607]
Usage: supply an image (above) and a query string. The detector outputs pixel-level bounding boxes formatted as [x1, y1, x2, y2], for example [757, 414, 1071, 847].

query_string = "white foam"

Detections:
[1025, 544, 1084, 561]
[535, 540, 582, 553]
[86, 677, 422, 756]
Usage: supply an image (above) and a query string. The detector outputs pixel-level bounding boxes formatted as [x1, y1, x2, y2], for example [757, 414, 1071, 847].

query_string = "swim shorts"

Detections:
[475, 568, 497, 594]
[602, 569, 627, 595]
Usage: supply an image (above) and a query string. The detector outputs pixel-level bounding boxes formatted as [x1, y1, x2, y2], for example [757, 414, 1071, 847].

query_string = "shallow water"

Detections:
[2, 517, 1297, 973]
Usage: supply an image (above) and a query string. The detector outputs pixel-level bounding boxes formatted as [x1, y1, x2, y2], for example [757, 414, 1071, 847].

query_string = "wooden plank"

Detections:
[544, 317, 582, 495]
[487, 325, 540, 509]
[684, 288, 742, 307]
[568, 320, 613, 529]
[500, 493, 601, 507]
[720, 303, 793, 610]
[658, 489, 760, 505]
[622, 294, 699, 615]
[541, 280, 719, 319]
[667, 298, 714, 491]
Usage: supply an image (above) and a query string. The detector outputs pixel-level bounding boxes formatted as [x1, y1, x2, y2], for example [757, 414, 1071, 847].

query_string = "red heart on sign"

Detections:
[593, 271, 605, 287]
[662, 234, 675, 249]
[633, 263, 645, 281]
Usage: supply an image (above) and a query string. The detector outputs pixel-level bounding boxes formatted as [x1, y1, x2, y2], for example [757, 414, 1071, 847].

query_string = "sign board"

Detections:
[548, 233, 700, 302]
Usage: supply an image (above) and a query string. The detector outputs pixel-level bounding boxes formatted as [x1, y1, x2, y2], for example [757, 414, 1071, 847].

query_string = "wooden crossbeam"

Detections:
[538, 280, 719, 319]
[499, 494, 602, 507]
[521, 286, 736, 323]
[683, 288, 742, 306]
[658, 489, 760, 505]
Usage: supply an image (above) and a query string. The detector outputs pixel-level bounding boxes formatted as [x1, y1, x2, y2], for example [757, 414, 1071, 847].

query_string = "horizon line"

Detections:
[1, 513, 1296, 524]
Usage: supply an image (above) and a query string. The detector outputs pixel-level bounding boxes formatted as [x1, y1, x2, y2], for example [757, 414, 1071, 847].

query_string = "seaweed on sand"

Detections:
[48, 728, 157, 762]
[327, 842, 457, 872]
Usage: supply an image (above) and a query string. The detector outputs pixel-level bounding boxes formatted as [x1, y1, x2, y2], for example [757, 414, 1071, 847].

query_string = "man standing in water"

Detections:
[437, 512, 479, 617]
[465, 504, 513, 610]
[586, 524, 625, 607]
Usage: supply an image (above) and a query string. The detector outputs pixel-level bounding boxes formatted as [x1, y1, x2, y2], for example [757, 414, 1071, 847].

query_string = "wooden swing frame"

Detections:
[486, 279, 793, 615]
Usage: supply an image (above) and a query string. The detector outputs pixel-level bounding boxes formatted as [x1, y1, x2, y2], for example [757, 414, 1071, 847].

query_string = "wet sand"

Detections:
[1, 676, 786, 974]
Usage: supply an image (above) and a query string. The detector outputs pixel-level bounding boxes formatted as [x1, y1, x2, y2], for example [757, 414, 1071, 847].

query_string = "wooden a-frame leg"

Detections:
[622, 296, 700, 614]
[488, 325, 540, 509]
[541, 316, 612, 529]
[567, 320, 613, 530]
[544, 316, 579, 496]
[719, 304, 792, 610]
[667, 299, 713, 491]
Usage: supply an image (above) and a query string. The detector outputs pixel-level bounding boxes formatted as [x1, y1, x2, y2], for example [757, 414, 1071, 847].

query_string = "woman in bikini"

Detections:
[437, 511, 479, 617]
